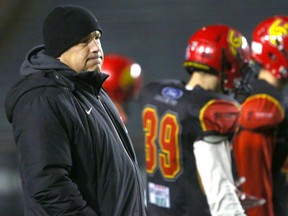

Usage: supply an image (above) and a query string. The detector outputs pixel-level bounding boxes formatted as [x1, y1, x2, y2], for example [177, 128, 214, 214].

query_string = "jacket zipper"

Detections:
[97, 96, 134, 162]
[97, 95, 144, 214]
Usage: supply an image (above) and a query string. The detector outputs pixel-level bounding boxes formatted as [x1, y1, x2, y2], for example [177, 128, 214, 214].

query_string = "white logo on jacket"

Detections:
[85, 107, 93, 115]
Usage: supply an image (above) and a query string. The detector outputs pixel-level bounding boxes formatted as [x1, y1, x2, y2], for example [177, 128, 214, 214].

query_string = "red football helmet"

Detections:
[251, 15, 288, 79]
[102, 53, 143, 104]
[184, 25, 251, 92]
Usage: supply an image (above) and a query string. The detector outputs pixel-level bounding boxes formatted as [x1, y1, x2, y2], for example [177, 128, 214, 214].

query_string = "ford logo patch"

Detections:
[161, 87, 183, 99]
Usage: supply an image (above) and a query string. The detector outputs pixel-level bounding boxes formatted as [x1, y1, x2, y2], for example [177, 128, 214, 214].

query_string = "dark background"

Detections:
[0, 1, 287, 215]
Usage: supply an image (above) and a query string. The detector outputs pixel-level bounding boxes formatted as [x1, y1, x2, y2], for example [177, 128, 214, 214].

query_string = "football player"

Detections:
[233, 15, 288, 216]
[139, 24, 252, 216]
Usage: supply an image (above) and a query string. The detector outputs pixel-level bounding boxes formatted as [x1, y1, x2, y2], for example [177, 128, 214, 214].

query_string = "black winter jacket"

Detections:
[5, 46, 146, 216]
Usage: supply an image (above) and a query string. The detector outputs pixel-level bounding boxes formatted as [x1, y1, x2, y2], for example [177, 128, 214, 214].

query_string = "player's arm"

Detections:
[240, 94, 285, 175]
[194, 136, 246, 216]
[194, 99, 246, 216]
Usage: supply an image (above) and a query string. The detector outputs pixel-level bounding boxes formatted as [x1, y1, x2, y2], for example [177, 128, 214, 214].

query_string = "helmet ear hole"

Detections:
[225, 62, 232, 71]
[269, 52, 277, 61]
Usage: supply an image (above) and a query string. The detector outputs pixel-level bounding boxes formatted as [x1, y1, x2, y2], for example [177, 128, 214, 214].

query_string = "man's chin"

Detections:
[87, 65, 101, 72]
[95, 65, 102, 72]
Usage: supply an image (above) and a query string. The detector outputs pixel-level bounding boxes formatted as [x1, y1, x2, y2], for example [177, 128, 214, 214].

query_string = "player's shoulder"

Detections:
[251, 79, 283, 100]
[201, 89, 240, 105]
[199, 93, 241, 135]
[141, 79, 184, 94]
[144, 79, 183, 88]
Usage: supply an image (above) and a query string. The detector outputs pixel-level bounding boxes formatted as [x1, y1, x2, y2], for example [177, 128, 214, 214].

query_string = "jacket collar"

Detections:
[54, 70, 109, 95]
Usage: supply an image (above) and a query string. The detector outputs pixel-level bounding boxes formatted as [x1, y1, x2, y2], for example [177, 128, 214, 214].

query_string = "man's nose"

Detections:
[90, 39, 100, 52]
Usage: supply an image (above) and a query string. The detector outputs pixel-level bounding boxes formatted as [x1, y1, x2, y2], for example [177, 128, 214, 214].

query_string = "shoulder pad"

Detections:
[240, 94, 285, 129]
[200, 99, 240, 134]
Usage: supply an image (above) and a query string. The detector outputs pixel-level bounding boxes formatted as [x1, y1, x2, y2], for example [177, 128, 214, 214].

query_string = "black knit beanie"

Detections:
[43, 5, 102, 57]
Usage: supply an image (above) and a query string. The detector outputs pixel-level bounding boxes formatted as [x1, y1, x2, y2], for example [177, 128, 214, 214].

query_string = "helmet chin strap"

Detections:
[220, 48, 228, 94]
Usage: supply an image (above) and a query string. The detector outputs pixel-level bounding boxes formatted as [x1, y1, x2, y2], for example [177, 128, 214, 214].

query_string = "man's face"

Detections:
[58, 30, 104, 73]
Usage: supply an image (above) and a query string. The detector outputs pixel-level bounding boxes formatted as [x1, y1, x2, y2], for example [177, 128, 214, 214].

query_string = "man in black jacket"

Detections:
[5, 5, 146, 216]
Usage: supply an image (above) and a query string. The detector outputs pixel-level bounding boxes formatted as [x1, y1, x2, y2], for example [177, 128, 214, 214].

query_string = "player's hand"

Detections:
[234, 176, 266, 209]
[236, 189, 266, 209]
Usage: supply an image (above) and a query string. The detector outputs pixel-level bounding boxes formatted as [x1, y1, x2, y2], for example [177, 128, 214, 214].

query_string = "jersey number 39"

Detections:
[142, 106, 182, 180]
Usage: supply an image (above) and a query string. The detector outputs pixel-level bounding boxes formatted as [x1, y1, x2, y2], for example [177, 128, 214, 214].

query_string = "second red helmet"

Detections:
[102, 54, 143, 104]
[251, 15, 288, 79]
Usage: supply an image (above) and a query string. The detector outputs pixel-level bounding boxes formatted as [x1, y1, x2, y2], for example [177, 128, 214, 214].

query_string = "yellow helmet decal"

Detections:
[268, 18, 288, 46]
[228, 30, 242, 56]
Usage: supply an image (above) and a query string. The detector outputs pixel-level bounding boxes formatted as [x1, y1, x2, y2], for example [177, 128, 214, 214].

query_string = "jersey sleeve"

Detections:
[194, 139, 246, 216]
[199, 99, 241, 136]
[240, 94, 284, 130]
